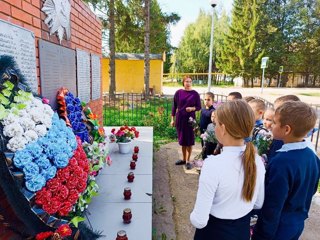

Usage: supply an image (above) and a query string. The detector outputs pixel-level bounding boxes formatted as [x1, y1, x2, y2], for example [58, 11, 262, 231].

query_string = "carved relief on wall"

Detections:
[42, 0, 71, 44]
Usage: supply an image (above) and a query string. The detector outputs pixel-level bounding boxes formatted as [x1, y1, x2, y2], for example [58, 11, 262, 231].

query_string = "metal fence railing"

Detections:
[103, 92, 319, 153]
[103, 93, 172, 126]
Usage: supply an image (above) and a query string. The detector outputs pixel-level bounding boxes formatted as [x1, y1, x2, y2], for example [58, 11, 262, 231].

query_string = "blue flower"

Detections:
[41, 166, 57, 180]
[67, 92, 74, 98]
[26, 142, 42, 158]
[23, 162, 40, 180]
[34, 155, 51, 169]
[53, 153, 69, 168]
[14, 150, 33, 169]
[65, 96, 73, 104]
[74, 105, 81, 112]
[25, 175, 45, 192]
[69, 112, 76, 122]
[79, 123, 86, 131]
[67, 104, 75, 113]
[76, 112, 82, 119]
[74, 97, 80, 105]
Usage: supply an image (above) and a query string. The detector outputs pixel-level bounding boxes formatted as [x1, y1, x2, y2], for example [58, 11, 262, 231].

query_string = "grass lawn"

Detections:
[299, 93, 320, 97]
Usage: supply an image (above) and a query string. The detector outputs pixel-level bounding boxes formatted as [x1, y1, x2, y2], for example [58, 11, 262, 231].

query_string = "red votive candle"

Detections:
[123, 187, 132, 200]
[134, 146, 139, 153]
[122, 208, 132, 224]
[116, 230, 128, 240]
[130, 160, 136, 170]
[127, 172, 135, 182]
[132, 153, 138, 161]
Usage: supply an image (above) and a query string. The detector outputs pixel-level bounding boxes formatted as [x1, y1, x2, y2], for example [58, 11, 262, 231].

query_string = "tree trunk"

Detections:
[108, 0, 116, 99]
[276, 74, 280, 87]
[305, 73, 309, 87]
[144, 0, 150, 97]
[250, 77, 254, 88]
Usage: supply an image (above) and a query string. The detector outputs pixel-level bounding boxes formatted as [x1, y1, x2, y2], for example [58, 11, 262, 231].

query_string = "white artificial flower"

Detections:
[1, 113, 18, 125]
[35, 124, 47, 137]
[43, 104, 54, 116]
[24, 130, 38, 142]
[7, 136, 28, 152]
[29, 108, 43, 123]
[42, 118, 52, 129]
[3, 122, 24, 137]
[18, 109, 28, 118]
[30, 98, 42, 107]
[19, 117, 36, 131]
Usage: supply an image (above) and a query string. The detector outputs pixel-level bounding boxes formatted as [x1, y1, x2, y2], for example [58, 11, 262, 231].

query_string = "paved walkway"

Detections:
[153, 142, 320, 240]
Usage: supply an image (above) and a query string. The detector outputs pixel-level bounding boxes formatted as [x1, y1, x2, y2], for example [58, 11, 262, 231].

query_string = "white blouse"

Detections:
[190, 145, 266, 229]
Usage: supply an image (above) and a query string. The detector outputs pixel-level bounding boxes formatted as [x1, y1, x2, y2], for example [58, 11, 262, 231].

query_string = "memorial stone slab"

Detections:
[91, 54, 101, 100]
[76, 49, 91, 103]
[39, 40, 76, 110]
[0, 19, 37, 93]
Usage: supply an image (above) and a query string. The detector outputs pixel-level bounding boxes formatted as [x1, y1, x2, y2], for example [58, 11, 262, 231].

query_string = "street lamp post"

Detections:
[207, 0, 218, 92]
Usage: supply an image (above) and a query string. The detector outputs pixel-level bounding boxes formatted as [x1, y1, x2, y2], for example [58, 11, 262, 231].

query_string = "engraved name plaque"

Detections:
[39, 40, 76, 110]
[0, 19, 37, 93]
[91, 54, 101, 100]
[76, 49, 91, 103]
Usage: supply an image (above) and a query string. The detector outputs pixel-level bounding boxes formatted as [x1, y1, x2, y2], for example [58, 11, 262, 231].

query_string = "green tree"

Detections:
[256, 0, 320, 87]
[220, 0, 263, 87]
[175, 10, 212, 73]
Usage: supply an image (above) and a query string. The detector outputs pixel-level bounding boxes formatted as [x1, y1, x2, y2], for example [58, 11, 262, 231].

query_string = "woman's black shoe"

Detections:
[175, 160, 186, 165]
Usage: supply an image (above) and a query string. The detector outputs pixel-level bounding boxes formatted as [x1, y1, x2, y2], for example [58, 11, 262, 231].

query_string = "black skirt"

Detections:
[194, 213, 251, 240]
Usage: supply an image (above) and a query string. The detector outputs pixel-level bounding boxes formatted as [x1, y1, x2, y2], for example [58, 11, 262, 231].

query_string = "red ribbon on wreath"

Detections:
[56, 87, 71, 127]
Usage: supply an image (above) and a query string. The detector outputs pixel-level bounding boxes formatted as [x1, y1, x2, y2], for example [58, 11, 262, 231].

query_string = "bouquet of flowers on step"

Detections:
[252, 128, 273, 157]
[110, 126, 139, 143]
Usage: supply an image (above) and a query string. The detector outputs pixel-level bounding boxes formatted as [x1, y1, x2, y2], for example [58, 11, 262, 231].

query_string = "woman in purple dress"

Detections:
[170, 76, 201, 170]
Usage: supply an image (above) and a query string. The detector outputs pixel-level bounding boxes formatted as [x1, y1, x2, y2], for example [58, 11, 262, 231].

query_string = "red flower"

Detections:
[43, 197, 60, 214]
[68, 189, 79, 204]
[111, 128, 115, 134]
[57, 168, 70, 181]
[76, 180, 87, 193]
[35, 188, 52, 205]
[56, 224, 72, 237]
[66, 176, 78, 189]
[58, 201, 73, 216]
[36, 231, 53, 240]
[46, 179, 61, 193]
[71, 165, 83, 177]
[56, 185, 69, 200]
[68, 157, 78, 166]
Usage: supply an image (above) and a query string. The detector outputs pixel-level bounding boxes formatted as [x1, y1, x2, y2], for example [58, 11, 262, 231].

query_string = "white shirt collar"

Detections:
[223, 145, 246, 152]
[276, 141, 308, 152]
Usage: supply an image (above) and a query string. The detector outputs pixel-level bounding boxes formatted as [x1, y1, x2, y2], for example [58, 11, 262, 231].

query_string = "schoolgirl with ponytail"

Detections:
[190, 100, 266, 240]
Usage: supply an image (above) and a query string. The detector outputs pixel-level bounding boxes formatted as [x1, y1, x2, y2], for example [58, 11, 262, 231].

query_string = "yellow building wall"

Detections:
[102, 58, 163, 94]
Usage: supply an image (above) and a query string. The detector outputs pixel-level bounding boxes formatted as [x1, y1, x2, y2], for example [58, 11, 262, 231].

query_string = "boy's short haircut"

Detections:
[276, 101, 317, 138]
[228, 91, 242, 99]
[249, 99, 266, 112]
[274, 95, 300, 105]
[244, 96, 255, 102]
[205, 92, 215, 101]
